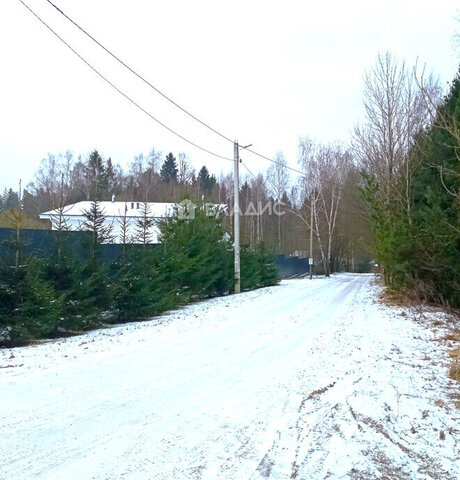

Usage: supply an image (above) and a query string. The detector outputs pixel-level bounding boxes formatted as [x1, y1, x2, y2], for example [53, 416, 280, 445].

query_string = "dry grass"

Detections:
[380, 287, 460, 398]
[379, 288, 416, 308]
[448, 337, 460, 383]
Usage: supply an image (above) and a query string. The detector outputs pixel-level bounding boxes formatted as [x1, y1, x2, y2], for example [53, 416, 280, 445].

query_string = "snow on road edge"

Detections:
[1, 275, 458, 480]
[249, 279, 459, 480]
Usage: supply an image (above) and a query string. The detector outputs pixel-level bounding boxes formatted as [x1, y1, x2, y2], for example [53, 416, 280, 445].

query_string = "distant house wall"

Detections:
[51, 215, 162, 244]
[0, 210, 51, 230]
[39, 201, 174, 244]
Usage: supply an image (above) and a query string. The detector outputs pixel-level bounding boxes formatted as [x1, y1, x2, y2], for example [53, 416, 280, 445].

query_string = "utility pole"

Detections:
[234, 141, 241, 294]
[309, 193, 314, 280]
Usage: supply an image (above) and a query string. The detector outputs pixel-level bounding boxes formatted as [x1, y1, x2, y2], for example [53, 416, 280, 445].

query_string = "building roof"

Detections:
[40, 201, 176, 219]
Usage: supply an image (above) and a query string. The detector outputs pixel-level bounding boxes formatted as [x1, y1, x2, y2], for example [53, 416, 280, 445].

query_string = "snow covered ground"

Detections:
[1, 274, 458, 479]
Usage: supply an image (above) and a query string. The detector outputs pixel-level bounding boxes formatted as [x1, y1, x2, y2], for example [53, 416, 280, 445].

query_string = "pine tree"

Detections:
[197, 166, 217, 196]
[160, 153, 178, 183]
[410, 70, 460, 305]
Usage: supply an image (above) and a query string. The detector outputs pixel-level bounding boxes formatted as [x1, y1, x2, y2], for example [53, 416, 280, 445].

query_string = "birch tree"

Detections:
[297, 139, 350, 276]
[267, 151, 289, 252]
[354, 52, 440, 284]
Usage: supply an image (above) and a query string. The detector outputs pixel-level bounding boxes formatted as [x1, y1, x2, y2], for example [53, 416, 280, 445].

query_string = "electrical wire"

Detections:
[243, 148, 308, 177]
[22, 0, 308, 176]
[44, 0, 308, 178]
[240, 159, 258, 182]
[44, 0, 234, 145]
[17, 0, 233, 163]
[240, 159, 278, 200]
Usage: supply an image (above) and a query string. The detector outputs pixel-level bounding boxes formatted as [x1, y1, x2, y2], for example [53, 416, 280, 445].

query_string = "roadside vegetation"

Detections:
[0, 53, 458, 345]
[356, 56, 459, 308]
[0, 204, 279, 347]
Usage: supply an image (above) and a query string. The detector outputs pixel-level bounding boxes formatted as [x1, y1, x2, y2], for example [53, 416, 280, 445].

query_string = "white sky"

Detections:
[0, 0, 458, 193]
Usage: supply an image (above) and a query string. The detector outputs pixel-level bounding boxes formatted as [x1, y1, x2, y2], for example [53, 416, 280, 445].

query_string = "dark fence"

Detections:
[275, 254, 311, 278]
[0, 228, 158, 264]
[1, 228, 309, 277]
[0, 228, 91, 260]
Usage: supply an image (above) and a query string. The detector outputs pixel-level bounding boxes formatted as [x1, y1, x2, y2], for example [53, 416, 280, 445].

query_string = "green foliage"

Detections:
[409, 72, 460, 304]
[74, 256, 112, 327]
[0, 201, 280, 346]
[0, 258, 61, 346]
[256, 243, 281, 287]
[157, 204, 233, 298]
[241, 243, 280, 290]
[111, 247, 167, 321]
[197, 166, 217, 196]
[362, 69, 460, 306]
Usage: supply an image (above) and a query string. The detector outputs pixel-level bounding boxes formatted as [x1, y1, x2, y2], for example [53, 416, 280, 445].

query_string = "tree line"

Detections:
[1, 146, 373, 274]
[355, 53, 459, 307]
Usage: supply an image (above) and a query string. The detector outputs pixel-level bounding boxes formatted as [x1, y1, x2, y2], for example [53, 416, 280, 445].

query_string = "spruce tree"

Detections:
[2, 188, 20, 211]
[197, 166, 217, 196]
[157, 203, 233, 298]
[80, 201, 114, 255]
[135, 202, 154, 245]
[411, 71, 460, 305]
[78, 201, 113, 324]
[160, 153, 178, 183]
[86, 149, 110, 200]
[0, 252, 61, 346]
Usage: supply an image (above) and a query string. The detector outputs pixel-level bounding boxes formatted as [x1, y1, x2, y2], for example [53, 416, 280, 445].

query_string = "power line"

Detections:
[45, 0, 308, 178]
[240, 159, 258, 182]
[17, 0, 233, 163]
[22, 0, 308, 177]
[240, 159, 279, 199]
[44, 0, 234, 145]
[243, 147, 308, 177]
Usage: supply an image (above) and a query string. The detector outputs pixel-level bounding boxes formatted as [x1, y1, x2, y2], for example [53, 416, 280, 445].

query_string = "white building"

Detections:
[40, 201, 176, 244]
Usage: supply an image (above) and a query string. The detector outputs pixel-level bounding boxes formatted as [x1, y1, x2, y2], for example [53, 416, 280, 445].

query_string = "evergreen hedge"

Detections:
[0, 204, 280, 346]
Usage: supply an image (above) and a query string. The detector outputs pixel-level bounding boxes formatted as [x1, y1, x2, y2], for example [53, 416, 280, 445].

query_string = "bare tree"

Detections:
[354, 52, 437, 212]
[147, 147, 162, 175]
[28, 151, 75, 212]
[353, 52, 441, 283]
[178, 152, 195, 185]
[267, 151, 290, 252]
[297, 139, 350, 276]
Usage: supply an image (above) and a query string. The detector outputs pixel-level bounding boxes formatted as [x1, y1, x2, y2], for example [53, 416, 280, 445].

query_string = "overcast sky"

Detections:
[0, 0, 458, 193]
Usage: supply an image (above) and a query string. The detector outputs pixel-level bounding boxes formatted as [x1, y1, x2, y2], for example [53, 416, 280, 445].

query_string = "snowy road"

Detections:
[1, 274, 458, 479]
